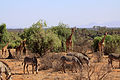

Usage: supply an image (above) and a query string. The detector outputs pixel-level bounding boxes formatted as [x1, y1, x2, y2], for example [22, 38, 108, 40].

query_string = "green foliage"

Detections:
[0, 24, 7, 33]
[50, 23, 75, 51]
[0, 23, 9, 43]
[8, 32, 22, 48]
[0, 23, 22, 49]
[21, 20, 61, 56]
[0, 24, 10, 49]
[93, 36, 102, 52]
[105, 35, 120, 54]
[43, 30, 61, 52]
[93, 34, 120, 54]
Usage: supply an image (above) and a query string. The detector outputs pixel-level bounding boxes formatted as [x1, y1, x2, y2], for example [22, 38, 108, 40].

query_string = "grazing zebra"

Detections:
[0, 61, 12, 80]
[22, 56, 38, 74]
[108, 53, 120, 68]
[60, 55, 82, 73]
[67, 52, 90, 66]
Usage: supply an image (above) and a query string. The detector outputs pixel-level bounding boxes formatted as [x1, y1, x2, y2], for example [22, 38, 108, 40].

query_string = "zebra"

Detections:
[0, 61, 12, 80]
[67, 52, 90, 66]
[22, 56, 38, 74]
[108, 53, 120, 68]
[60, 55, 82, 73]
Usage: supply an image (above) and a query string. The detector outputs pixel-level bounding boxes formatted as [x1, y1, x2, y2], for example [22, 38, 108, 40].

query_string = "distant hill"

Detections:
[7, 29, 24, 33]
[79, 21, 120, 28]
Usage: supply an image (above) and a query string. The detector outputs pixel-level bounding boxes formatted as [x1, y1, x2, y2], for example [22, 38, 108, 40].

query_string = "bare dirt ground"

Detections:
[0, 58, 78, 80]
[1, 50, 120, 80]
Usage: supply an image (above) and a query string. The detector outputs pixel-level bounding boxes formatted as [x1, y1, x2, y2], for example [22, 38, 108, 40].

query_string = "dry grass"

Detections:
[39, 52, 64, 70]
[1, 50, 120, 80]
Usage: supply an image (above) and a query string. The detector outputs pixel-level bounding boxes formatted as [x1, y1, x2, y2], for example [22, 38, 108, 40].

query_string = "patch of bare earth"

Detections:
[0, 52, 120, 80]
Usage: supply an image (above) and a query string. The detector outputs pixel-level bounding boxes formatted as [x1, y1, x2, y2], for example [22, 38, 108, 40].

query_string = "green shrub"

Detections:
[93, 34, 120, 54]
[0, 24, 9, 44]
[0, 23, 22, 49]
[50, 23, 75, 51]
[93, 36, 102, 52]
[21, 20, 61, 56]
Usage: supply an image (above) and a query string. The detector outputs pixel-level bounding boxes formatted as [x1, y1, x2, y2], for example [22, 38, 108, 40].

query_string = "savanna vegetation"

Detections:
[1, 20, 120, 56]
[1, 21, 120, 80]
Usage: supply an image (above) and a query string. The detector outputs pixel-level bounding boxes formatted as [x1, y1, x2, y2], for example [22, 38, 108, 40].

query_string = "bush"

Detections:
[93, 34, 120, 54]
[93, 36, 102, 52]
[0, 23, 9, 49]
[39, 53, 63, 70]
[45, 30, 61, 52]
[0, 23, 22, 49]
[50, 23, 75, 51]
[8, 32, 22, 49]
[21, 20, 61, 56]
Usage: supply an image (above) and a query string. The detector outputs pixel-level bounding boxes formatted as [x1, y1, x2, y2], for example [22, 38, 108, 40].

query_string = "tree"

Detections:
[0, 23, 9, 43]
[8, 32, 22, 49]
[21, 20, 61, 56]
[0, 24, 10, 49]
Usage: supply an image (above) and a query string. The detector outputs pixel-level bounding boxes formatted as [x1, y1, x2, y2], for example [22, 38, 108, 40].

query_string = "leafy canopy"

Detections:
[93, 34, 120, 54]
[21, 20, 61, 56]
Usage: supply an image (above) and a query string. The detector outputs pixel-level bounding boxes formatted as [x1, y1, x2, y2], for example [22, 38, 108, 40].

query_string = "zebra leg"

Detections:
[111, 60, 114, 68]
[32, 65, 34, 74]
[26, 64, 29, 74]
[62, 62, 66, 73]
[35, 65, 38, 74]
[23, 63, 26, 74]
[109, 59, 113, 68]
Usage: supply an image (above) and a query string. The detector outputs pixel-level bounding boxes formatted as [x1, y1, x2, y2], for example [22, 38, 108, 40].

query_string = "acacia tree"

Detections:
[21, 20, 61, 56]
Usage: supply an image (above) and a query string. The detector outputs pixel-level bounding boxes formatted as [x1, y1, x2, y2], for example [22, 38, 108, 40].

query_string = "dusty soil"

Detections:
[0, 58, 79, 80]
[1, 50, 120, 80]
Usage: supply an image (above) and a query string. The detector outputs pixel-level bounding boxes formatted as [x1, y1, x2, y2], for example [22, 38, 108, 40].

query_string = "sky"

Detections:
[0, 0, 120, 28]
